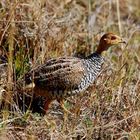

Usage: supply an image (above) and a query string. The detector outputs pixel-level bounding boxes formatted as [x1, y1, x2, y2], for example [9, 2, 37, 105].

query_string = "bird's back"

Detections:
[25, 53, 104, 99]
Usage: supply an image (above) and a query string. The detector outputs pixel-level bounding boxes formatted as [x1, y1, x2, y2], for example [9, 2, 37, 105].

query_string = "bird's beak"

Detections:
[119, 38, 126, 44]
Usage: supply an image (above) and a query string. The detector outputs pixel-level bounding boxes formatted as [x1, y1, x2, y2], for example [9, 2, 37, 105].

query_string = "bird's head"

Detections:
[96, 33, 126, 54]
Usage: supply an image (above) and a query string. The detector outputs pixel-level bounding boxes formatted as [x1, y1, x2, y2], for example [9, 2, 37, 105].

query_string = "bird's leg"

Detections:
[58, 99, 68, 128]
[57, 99, 72, 127]
[58, 99, 72, 115]
[44, 98, 53, 113]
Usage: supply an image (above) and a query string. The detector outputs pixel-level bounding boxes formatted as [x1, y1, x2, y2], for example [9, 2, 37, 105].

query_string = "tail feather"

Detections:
[16, 71, 35, 92]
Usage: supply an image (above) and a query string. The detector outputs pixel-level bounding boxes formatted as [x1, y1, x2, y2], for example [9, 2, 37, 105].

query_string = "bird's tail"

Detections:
[16, 71, 35, 92]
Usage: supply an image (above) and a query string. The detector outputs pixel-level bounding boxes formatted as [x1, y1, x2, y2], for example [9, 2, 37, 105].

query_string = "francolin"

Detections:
[24, 33, 126, 113]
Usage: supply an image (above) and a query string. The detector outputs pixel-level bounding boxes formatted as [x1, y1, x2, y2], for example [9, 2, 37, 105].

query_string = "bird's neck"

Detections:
[95, 42, 109, 54]
[86, 52, 103, 62]
[85, 52, 104, 68]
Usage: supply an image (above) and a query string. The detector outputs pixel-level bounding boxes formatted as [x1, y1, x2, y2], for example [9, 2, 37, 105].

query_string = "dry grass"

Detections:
[0, 0, 140, 139]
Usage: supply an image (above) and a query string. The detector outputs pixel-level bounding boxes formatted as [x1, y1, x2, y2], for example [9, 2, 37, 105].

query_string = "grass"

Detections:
[0, 0, 140, 139]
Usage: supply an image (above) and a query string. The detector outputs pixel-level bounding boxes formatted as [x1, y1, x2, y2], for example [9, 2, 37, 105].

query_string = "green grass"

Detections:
[0, 0, 140, 139]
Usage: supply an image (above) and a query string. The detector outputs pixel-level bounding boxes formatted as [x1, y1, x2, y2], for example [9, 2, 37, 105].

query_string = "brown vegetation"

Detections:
[0, 0, 140, 139]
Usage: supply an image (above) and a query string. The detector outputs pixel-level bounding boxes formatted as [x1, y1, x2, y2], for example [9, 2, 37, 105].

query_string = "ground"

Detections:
[0, 0, 140, 139]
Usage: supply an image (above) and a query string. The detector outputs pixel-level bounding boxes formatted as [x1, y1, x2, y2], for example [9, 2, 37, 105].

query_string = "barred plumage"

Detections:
[25, 54, 103, 99]
[23, 33, 126, 112]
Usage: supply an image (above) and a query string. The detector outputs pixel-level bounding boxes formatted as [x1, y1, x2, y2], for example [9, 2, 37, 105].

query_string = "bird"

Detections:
[23, 33, 126, 113]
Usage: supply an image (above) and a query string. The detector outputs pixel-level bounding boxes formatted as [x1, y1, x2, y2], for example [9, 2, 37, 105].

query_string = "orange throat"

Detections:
[95, 40, 110, 54]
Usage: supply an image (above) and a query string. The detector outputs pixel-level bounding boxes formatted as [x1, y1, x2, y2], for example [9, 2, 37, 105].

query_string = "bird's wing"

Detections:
[25, 57, 86, 91]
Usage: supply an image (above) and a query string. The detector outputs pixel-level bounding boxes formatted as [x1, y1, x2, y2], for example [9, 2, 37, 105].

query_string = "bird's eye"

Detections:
[111, 36, 116, 40]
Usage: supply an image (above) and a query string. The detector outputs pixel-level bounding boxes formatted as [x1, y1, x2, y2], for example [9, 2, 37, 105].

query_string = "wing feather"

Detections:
[25, 57, 86, 91]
